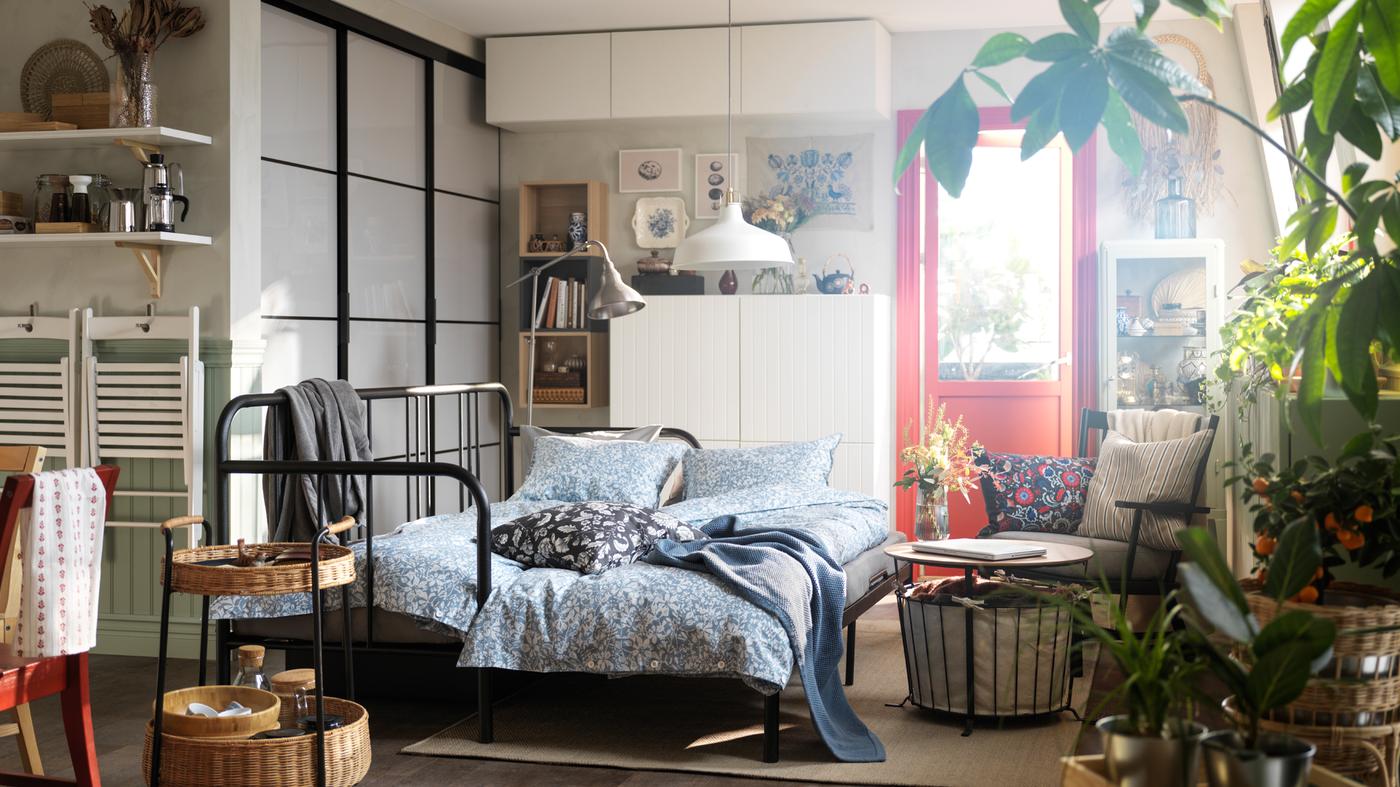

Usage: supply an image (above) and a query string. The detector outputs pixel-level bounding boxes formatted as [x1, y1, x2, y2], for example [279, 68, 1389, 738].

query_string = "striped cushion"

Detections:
[1079, 428, 1213, 550]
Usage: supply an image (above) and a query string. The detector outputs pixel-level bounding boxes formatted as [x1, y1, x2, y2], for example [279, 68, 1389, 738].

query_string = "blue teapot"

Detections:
[812, 254, 855, 294]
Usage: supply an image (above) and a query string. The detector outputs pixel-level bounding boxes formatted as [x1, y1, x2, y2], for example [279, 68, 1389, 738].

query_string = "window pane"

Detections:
[936, 145, 1062, 381]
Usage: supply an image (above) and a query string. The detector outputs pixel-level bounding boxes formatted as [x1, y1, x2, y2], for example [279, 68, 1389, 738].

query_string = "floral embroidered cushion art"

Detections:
[975, 451, 1096, 538]
[492, 501, 705, 574]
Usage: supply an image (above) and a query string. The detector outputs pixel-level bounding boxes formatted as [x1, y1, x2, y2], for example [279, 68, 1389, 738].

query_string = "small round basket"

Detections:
[155, 686, 280, 740]
[143, 697, 370, 787]
[163, 542, 355, 596]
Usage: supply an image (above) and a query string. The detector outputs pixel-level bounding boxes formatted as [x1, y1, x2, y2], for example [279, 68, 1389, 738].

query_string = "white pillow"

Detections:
[1079, 429, 1214, 550]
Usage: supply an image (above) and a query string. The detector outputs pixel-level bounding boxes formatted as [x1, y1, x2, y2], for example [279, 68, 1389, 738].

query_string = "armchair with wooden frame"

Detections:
[0, 460, 118, 787]
[985, 408, 1219, 609]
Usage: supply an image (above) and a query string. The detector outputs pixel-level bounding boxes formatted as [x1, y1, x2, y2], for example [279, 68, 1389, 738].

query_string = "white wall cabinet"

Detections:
[487, 21, 889, 129]
[486, 33, 611, 126]
[611, 28, 739, 119]
[610, 295, 891, 504]
[740, 20, 890, 119]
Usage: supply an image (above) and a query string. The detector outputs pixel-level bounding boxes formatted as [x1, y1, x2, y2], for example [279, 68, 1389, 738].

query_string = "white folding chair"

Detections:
[0, 307, 81, 466]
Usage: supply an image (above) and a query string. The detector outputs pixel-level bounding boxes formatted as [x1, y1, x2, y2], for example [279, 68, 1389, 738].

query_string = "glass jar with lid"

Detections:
[33, 175, 71, 224]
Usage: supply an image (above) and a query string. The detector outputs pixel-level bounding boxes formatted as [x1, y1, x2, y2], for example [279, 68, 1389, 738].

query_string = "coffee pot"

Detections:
[141, 153, 189, 231]
[101, 186, 144, 232]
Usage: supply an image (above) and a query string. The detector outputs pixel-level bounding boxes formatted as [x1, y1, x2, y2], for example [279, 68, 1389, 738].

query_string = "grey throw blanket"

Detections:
[263, 378, 372, 542]
[643, 516, 886, 763]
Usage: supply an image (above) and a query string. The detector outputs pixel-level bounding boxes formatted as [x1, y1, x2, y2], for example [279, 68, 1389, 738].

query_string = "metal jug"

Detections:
[141, 153, 189, 231]
[101, 186, 143, 232]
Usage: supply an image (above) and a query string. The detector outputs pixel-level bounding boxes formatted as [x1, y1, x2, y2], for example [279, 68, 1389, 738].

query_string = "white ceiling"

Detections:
[394, 0, 1244, 39]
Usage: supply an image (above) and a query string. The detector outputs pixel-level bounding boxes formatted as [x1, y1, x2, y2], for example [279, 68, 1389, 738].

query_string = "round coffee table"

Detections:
[884, 541, 1093, 735]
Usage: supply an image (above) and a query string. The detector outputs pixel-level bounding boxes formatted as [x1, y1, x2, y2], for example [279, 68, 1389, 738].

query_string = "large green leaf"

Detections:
[972, 32, 1032, 67]
[1177, 529, 1258, 642]
[1340, 103, 1384, 158]
[1132, 0, 1162, 29]
[1011, 57, 1085, 121]
[1105, 28, 1209, 95]
[1336, 272, 1381, 418]
[1385, 191, 1400, 241]
[1296, 298, 1331, 441]
[1264, 518, 1323, 602]
[893, 102, 935, 190]
[1059, 60, 1110, 150]
[1253, 610, 1336, 670]
[1379, 265, 1400, 350]
[1305, 203, 1339, 257]
[1364, 0, 1400, 97]
[1021, 101, 1062, 161]
[1358, 65, 1400, 140]
[1060, 0, 1101, 42]
[1101, 88, 1145, 174]
[1312, 1, 1362, 133]
[1107, 57, 1190, 132]
[1026, 33, 1091, 62]
[1247, 641, 1320, 713]
[1280, 0, 1343, 62]
[970, 70, 1013, 103]
[923, 76, 981, 198]
[1168, 0, 1227, 25]
[1269, 72, 1314, 120]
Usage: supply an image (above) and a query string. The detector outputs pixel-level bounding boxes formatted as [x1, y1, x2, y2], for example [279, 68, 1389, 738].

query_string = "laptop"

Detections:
[909, 538, 1048, 561]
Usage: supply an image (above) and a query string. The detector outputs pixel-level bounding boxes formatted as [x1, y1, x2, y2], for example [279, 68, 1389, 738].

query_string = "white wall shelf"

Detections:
[0, 126, 212, 163]
[0, 231, 212, 298]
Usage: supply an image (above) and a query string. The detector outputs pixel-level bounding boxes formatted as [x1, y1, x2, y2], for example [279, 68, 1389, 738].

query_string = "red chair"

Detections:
[0, 465, 119, 787]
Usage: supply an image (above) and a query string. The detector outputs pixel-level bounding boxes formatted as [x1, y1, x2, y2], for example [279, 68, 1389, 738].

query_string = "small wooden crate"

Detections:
[0, 192, 23, 216]
[1060, 755, 1362, 787]
[50, 92, 109, 129]
[35, 222, 99, 234]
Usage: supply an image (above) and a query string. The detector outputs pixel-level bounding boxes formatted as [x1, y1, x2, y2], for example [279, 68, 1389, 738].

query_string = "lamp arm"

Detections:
[505, 240, 608, 289]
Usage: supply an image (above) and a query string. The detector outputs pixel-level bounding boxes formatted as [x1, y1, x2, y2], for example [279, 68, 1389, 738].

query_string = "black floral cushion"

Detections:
[491, 502, 705, 574]
[975, 450, 1096, 538]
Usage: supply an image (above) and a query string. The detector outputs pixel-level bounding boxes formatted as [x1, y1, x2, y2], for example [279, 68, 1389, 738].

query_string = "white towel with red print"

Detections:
[16, 468, 106, 658]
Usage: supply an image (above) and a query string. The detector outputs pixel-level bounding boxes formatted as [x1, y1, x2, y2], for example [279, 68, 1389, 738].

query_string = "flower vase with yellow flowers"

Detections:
[742, 194, 811, 294]
[895, 398, 981, 541]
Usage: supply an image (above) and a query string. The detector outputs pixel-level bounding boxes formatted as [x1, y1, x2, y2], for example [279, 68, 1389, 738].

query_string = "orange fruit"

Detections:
[1291, 490, 1305, 504]
[1255, 534, 1277, 556]
[1324, 513, 1341, 532]
[1339, 529, 1366, 550]
[1297, 585, 1319, 604]
[1314, 566, 1324, 580]
[1255, 568, 1268, 584]
[1252, 477, 1270, 495]
[1355, 505, 1374, 523]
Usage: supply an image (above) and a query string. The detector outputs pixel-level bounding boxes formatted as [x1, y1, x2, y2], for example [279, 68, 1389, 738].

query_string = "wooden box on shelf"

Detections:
[518, 180, 607, 259]
[50, 92, 110, 129]
[519, 332, 608, 409]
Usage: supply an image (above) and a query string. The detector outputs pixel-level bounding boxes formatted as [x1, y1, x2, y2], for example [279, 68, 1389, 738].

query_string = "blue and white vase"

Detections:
[567, 212, 587, 251]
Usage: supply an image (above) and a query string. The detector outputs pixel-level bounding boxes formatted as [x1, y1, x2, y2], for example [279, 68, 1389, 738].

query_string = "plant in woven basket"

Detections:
[1230, 427, 1400, 596]
[88, 0, 205, 127]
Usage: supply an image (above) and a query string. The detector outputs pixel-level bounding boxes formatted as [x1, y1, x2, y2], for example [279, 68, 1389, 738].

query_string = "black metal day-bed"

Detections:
[211, 382, 909, 762]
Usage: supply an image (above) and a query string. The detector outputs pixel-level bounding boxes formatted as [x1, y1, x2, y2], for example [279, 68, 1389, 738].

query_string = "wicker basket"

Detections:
[1243, 581, 1400, 780]
[142, 697, 370, 786]
[163, 542, 355, 596]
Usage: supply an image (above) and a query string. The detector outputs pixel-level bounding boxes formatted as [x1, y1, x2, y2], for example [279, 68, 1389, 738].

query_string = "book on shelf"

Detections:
[533, 278, 552, 329]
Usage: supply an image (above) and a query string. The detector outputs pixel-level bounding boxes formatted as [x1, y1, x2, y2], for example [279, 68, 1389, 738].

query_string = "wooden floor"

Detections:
[0, 646, 1117, 786]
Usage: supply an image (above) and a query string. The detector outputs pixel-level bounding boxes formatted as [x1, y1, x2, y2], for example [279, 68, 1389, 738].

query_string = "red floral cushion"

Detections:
[975, 451, 1096, 537]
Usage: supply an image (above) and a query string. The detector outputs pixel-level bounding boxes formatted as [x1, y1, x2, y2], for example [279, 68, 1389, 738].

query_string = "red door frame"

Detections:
[894, 106, 1098, 539]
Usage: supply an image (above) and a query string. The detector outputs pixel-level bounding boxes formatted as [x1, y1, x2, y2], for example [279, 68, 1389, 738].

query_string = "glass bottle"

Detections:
[33, 175, 70, 224]
[232, 644, 269, 690]
[1155, 175, 1197, 239]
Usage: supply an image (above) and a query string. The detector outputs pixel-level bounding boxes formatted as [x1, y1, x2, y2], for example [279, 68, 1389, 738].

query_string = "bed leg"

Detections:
[477, 667, 493, 744]
[763, 691, 779, 763]
[845, 621, 857, 686]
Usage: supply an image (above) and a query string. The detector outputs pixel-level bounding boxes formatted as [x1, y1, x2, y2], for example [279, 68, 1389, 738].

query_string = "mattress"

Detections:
[232, 530, 906, 647]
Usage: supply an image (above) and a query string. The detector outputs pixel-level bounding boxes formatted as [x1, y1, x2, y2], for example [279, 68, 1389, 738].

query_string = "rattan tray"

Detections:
[163, 542, 355, 596]
[142, 697, 370, 786]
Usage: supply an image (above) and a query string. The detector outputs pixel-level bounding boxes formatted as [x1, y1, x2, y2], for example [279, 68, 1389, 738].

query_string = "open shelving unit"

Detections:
[0, 126, 213, 297]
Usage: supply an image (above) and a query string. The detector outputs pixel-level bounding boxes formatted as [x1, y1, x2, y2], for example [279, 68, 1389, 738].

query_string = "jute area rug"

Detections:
[403, 615, 1096, 786]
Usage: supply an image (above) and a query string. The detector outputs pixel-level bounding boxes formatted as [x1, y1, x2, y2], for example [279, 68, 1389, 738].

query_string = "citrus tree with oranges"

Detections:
[1231, 428, 1400, 601]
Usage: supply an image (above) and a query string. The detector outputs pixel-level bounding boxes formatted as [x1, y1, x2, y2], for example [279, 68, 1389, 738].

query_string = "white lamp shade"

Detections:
[671, 202, 794, 271]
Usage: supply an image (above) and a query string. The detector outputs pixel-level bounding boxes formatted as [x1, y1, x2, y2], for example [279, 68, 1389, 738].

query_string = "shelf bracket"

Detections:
[116, 242, 162, 298]
[115, 138, 160, 164]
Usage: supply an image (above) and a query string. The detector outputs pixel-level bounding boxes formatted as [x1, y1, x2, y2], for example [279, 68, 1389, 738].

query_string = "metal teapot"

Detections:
[812, 254, 855, 294]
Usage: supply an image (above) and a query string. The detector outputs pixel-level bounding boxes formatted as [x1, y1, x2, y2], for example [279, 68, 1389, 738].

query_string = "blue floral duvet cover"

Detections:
[212, 484, 889, 691]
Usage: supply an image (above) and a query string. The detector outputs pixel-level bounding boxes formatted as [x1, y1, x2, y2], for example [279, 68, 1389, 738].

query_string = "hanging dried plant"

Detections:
[87, 0, 205, 59]
[1121, 35, 1227, 221]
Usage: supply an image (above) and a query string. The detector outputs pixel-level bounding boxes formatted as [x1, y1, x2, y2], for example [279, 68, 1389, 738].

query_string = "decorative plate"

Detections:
[21, 39, 110, 121]
[1150, 266, 1207, 317]
[631, 197, 689, 249]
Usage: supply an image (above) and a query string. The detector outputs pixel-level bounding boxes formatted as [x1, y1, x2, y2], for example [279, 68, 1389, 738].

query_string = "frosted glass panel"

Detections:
[434, 62, 499, 200]
[351, 321, 426, 460]
[348, 176, 425, 319]
[434, 446, 503, 512]
[434, 323, 501, 447]
[261, 5, 335, 169]
[260, 319, 338, 391]
[347, 33, 425, 187]
[262, 162, 336, 318]
[435, 195, 498, 322]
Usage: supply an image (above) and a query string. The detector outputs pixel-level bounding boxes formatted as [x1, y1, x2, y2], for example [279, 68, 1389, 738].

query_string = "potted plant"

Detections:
[894, 398, 981, 540]
[1176, 525, 1335, 787]
[742, 193, 811, 293]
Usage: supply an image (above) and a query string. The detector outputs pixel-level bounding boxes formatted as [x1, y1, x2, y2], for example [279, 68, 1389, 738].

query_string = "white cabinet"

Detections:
[610, 295, 891, 503]
[741, 20, 890, 119]
[486, 33, 611, 126]
[611, 28, 740, 119]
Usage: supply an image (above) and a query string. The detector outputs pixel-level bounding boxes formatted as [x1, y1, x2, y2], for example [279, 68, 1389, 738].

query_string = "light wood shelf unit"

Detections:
[0, 232, 211, 298]
[518, 332, 608, 410]
[518, 180, 607, 260]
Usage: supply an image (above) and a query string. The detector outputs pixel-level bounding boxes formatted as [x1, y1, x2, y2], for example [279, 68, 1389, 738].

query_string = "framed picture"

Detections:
[695, 153, 739, 219]
[631, 197, 690, 249]
[618, 148, 682, 193]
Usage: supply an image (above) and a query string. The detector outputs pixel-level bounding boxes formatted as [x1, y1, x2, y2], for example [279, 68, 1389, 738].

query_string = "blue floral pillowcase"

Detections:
[682, 434, 842, 500]
[514, 436, 689, 508]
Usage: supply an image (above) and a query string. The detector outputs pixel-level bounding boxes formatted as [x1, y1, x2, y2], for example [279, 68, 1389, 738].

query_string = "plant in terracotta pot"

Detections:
[1177, 525, 1335, 787]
